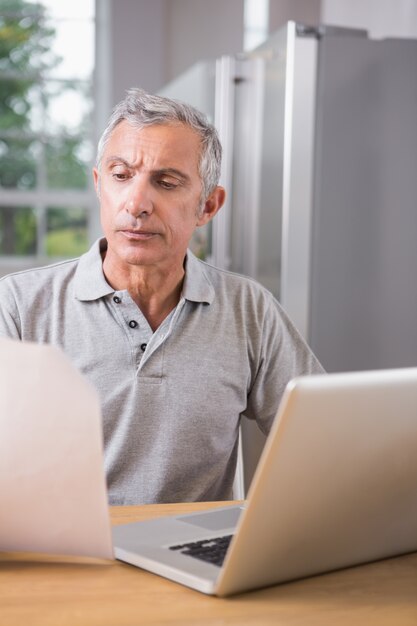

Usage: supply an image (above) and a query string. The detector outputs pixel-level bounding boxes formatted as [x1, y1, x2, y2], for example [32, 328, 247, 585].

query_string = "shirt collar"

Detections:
[74, 238, 215, 305]
[74, 239, 114, 301]
[182, 249, 215, 304]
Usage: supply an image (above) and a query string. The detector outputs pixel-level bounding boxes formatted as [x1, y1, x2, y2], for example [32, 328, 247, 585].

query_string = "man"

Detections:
[0, 88, 323, 505]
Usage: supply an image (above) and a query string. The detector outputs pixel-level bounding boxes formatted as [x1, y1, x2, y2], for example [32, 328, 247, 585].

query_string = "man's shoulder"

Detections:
[0, 257, 80, 293]
[197, 257, 275, 301]
[190, 256, 283, 329]
[0, 239, 105, 293]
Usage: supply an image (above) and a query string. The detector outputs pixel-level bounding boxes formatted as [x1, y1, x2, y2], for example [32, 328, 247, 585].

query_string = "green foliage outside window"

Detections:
[0, 0, 93, 257]
[0, 136, 37, 188]
[46, 207, 88, 257]
[0, 206, 36, 254]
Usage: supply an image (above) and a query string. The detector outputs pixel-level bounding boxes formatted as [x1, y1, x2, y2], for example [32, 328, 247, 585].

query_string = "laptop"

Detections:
[112, 367, 417, 596]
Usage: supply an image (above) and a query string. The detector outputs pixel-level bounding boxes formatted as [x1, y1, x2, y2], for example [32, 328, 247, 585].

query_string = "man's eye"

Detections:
[158, 179, 178, 190]
[112, 172, 129, 181]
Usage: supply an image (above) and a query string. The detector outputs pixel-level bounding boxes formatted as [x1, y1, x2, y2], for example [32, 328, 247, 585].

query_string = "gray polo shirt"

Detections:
[0, 239, 323, 505]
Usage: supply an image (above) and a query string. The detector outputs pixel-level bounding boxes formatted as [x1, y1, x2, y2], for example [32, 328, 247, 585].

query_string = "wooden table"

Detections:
[1, 501, 416, 625]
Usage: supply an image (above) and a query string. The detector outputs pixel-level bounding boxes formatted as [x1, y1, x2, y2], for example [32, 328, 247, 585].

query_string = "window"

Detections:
[0, 0, 96, 268]
[244, 0, 269, 51]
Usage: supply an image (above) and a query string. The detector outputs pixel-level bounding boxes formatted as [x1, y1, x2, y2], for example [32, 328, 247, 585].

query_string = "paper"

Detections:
[0, 337, 113, 559]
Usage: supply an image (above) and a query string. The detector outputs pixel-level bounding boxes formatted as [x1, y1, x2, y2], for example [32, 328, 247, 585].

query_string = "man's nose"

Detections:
[126, 177, 153, 217]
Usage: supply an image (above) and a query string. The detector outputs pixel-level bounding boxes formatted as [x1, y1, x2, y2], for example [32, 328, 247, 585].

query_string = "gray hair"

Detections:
[96, 88, 222, 201]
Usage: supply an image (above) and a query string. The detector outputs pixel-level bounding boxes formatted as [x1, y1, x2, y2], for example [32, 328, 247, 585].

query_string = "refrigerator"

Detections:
[159, 22, 417, 493]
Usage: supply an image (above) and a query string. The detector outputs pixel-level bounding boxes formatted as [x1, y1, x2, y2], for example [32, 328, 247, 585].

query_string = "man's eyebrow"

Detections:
[104, 156, 132, 167]
[103, 159, 190, 182]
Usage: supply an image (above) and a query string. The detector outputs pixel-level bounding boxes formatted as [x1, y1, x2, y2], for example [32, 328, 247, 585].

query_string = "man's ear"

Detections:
[93, 167, 100, 198]
[197, 186, 226, 226]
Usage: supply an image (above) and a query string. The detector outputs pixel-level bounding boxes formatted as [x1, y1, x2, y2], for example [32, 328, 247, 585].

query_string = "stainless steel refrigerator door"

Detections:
[310, 33, 417, 371]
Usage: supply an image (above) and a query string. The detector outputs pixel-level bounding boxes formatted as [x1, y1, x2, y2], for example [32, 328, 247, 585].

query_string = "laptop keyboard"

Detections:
[169, 534, 233, 567]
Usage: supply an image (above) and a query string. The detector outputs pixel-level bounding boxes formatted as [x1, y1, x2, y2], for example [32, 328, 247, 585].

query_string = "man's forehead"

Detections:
[109, 120, 201, 149]
[104, 120, 201, 170]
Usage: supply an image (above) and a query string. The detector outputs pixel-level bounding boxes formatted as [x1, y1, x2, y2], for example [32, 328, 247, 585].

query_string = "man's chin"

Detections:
[109, 238, 162, 266]
[123, 251, 159, 267]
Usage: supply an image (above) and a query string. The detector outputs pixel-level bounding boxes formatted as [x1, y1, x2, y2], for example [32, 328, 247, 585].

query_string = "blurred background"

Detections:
[1, 0, 417, 493]
[0, 0, 415, 267]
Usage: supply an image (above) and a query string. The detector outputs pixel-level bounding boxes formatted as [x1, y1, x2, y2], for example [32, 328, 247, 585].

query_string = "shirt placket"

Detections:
[110, 292, 152, 368]
[110, 292, 186, 375]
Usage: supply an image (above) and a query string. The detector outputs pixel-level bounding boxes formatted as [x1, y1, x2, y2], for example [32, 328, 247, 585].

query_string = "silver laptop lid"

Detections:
[217, 368, 417, 595]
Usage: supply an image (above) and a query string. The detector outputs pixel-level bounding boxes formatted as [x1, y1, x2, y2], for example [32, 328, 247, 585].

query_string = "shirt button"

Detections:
[141, 343, 147, 352]
[113, 296, 121, 304]
[128, 320, 138, 328]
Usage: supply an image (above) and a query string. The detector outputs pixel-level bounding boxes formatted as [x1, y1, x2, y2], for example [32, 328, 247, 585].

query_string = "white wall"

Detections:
[108, 0, 244, 107]
[269, 0, 321, 32]
[321, 0, 417, 38]
[109, 0, 168, 104]
[166, 0, 244, 80]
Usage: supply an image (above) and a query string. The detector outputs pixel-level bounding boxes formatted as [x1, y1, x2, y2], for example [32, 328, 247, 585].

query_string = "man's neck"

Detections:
[102, 255, 185, 332]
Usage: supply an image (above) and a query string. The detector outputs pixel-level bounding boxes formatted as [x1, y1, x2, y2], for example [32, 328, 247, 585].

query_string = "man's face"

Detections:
[94, 120, 218, 272]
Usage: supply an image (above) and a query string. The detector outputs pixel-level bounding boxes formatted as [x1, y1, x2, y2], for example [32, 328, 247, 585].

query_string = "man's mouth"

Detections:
[119, 230, 158, 240]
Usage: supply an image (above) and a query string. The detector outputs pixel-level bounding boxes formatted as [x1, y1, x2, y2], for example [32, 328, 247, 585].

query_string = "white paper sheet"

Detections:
[0, 337, 113, 559]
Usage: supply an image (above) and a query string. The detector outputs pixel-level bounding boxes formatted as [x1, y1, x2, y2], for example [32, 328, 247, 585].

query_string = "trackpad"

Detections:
[177, 507, 242, 531]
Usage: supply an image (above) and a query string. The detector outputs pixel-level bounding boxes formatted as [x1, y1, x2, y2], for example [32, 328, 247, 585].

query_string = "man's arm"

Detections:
[0, 278, 22, 339]
[245, 297, 324, 435]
